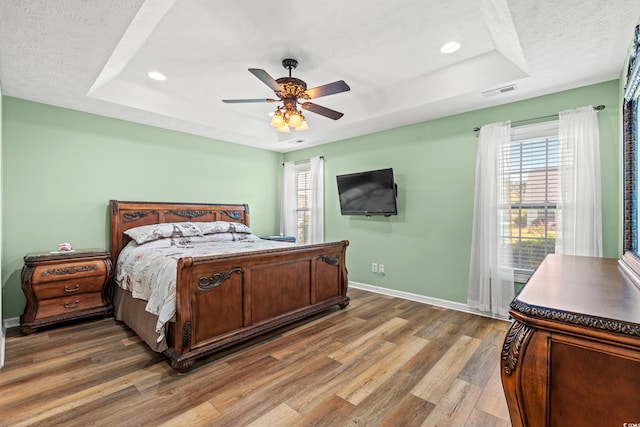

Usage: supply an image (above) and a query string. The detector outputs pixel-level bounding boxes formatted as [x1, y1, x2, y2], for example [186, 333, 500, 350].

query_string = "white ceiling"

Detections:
[1, 0, 639, 153]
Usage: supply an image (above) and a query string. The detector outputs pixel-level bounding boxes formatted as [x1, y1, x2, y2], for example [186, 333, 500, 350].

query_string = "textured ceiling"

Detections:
[1, 0, 639, 152]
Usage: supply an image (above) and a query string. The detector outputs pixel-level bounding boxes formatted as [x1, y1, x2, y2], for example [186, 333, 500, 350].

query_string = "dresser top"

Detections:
[513, 254, 640, 331]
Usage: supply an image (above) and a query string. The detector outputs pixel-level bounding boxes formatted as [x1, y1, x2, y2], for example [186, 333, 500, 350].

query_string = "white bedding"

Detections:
[114, 235, 294, 341]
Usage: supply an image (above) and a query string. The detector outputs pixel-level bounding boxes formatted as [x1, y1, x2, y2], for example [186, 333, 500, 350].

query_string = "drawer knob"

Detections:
[64, 300, 80, 309]
[64, 284, 80, 293]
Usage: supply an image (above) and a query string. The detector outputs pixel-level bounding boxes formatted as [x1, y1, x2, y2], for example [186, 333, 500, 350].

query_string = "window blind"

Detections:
[501, 123, 561, 283]
[296, 168, 311, 243]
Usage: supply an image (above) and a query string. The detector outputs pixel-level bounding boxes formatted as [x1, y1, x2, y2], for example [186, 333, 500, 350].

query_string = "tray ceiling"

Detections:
[1, 0, 638, 152]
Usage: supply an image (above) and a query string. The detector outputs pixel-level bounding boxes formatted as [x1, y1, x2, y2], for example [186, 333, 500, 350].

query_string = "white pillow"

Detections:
[124, 222, 203, 244]
[199, 221, 253, 235]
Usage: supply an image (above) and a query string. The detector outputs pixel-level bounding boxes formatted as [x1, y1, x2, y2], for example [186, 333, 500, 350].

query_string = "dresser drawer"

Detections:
[31, 259, 107, 284]
[34, 292, 105, 320]
[32, 276, 106, 300]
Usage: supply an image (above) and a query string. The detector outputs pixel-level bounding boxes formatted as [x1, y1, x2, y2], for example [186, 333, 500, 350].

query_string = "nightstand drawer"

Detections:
[31, 259, 107, 284]
[35, 293, 105, 320]
[32, 276, 106, 300]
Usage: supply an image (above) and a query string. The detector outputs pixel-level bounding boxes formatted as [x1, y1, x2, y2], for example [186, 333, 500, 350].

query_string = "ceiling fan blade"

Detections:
[301, 102, 344, 120]
[222, 98, 278, 103]
[248, 68, 282, 92]
[304, 80, 350, 99]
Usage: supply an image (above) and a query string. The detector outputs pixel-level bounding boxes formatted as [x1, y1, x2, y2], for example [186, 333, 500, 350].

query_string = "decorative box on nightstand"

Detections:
[20, 249, 113, 334]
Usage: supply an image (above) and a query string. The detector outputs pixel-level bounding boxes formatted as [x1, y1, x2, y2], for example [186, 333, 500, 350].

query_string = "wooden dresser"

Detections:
[501, 254, 640, 426]
[20, 249, 113, 333]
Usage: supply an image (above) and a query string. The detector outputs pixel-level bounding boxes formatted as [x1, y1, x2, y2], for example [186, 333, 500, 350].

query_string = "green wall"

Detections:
[1, 97, 282, 318]
[0, 80, 622, 320]
[285, 80, 621, 304]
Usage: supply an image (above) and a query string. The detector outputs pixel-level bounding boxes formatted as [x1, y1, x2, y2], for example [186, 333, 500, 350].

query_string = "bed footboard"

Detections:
[166, 240, 349, 372]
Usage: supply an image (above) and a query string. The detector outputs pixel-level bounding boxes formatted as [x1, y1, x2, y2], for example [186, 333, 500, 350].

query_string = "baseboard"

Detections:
[348, 281, 510, 321]
[3, 317, 20, 330]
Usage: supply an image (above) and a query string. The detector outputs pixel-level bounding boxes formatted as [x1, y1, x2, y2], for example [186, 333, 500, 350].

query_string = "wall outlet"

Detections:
[379, 264, 385, 274]
[371, 262, 378, 273]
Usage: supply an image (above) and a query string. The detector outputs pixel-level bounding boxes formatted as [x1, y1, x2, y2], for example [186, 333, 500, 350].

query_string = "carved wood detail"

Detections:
[501, 320, 531, 376]
[221, 211, 243, 221]
[182, 321, 192, 348]
[198, 267, 243, 291]
[317, 255, 339, 266]
[41, 264, 99, 276]
[123, 211, 152, 221]
[511, 300, 640, 338]
[170, 210, 209, 219]
[170, 357, 194, 374]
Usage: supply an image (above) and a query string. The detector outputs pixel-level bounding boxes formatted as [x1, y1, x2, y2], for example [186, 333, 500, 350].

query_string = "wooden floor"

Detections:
[1, 289, 512, 427]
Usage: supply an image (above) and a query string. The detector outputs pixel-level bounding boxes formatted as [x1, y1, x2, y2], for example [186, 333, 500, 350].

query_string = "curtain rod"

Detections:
[472, 105, 606, 132]
[282, 155, 324, 166]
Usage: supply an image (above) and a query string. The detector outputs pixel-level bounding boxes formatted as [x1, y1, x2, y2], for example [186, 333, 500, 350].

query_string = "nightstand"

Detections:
[20, 249, 113, 334]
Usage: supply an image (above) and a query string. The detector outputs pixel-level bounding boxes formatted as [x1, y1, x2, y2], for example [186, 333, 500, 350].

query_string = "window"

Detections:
[502, 123, 560, 282]
[282, 156, 324, 244]
[295, 164, 311, 244]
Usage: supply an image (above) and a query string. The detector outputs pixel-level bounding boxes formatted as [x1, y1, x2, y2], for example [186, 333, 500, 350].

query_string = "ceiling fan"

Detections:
[222, 58, 350, 131]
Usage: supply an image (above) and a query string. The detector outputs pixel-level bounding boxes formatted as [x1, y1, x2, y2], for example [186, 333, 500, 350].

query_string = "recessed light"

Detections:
[440, 41, 461, 54]
[148, 71, 166, 81]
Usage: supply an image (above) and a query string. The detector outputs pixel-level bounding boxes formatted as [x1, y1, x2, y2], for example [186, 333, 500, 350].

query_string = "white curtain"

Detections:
[555, 106, 602, 257]
[468, 121, 514, 317]
[309, 156, 324, 244]
[281, 161, 297, 237]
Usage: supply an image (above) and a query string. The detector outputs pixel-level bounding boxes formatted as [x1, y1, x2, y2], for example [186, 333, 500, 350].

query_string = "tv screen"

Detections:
[336, 168, 398, 216]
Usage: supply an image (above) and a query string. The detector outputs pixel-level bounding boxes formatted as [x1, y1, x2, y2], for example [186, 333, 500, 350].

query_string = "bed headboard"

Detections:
[109, 200, 250, 264]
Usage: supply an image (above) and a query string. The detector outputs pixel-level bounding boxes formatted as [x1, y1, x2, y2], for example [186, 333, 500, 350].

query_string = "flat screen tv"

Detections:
[336, 168, 398, 216]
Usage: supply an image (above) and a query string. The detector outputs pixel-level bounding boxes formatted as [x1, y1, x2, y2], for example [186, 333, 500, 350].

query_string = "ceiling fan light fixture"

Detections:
[270, 110, 285, 127]
[295, 119, 309, 131]
[276, 123, 291, 133]
[288, 111, 303, 128]
[223, 58, 350, 134]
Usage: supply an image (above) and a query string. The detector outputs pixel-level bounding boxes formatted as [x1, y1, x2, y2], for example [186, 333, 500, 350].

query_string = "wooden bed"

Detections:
[110, 200, 350, 372]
